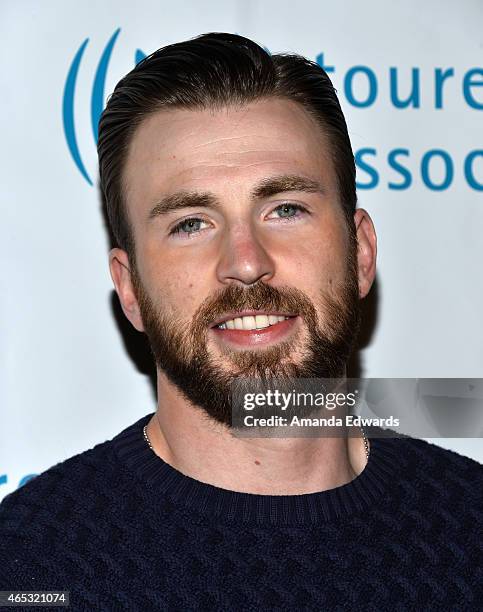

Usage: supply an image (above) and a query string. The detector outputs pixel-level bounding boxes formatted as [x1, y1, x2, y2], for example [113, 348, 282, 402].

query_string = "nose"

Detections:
[216, 222, 275, 286]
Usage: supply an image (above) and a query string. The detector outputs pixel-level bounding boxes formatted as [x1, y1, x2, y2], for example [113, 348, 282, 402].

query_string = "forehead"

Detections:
[123, 98, 336, 225]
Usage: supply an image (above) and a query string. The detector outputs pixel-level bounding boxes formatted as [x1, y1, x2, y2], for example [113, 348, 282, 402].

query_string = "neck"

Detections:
[146, 371, 368, 495]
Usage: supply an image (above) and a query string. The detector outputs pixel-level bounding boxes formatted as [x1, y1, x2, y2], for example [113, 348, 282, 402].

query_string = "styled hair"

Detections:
[98, 32, 356, 265]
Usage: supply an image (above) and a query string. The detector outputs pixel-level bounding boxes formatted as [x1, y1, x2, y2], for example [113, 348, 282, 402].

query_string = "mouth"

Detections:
[210, 311, 299, 348]
[211, 310, 296, 330]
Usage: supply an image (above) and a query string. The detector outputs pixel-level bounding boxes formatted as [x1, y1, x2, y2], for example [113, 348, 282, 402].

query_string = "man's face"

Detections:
[121, 98, 361, 426]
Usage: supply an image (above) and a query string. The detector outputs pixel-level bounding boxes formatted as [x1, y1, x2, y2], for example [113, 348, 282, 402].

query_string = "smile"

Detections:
[210, 311, 299, 348]
[215, 314, 291, 330]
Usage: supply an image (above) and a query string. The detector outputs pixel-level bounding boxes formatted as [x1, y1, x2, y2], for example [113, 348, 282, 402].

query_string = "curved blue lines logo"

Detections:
[62, 29, 146, 186]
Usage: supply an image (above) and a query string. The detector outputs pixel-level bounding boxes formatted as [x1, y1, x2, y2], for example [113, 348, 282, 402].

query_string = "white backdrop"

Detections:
[1, 0, 482, 500]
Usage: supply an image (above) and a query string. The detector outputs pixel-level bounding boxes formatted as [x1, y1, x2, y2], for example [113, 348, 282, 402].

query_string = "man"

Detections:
[1, 33, 481, 610]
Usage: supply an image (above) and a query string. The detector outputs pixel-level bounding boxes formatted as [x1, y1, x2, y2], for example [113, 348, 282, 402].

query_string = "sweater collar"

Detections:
[112, 412, 402, 526]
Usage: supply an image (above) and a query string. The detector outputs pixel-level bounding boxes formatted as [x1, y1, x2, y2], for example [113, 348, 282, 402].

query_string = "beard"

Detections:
[130, 231, 361, 428]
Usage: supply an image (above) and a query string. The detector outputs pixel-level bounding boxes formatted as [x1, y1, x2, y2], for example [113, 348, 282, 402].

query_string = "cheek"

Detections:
[276, 224, 348, 294]
[160, 275, 205, 320]
[138, 243, 207, 318]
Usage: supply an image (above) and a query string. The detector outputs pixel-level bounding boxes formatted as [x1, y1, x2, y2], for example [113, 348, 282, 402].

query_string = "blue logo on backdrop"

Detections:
[1, 473, 38, 493]
[62, 28, 146, 186]
[63, 31, 483, 191]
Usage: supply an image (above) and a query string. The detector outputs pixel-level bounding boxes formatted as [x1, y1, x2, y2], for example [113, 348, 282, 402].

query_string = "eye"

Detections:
[267, 202, 309, 221]
[169, 217, 210, 237]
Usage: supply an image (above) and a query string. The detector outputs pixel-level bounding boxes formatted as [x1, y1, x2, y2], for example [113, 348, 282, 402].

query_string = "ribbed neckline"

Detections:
[112, 412, 403, 526]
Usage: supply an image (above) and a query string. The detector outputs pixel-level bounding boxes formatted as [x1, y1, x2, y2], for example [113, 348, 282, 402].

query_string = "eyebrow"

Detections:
[147, 174, 325, 222]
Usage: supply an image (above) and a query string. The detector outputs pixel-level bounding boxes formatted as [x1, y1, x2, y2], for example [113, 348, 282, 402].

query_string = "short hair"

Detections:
[98, 32, 356, 266]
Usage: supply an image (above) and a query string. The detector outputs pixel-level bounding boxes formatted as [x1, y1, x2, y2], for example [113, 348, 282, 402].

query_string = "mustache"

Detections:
[193, 282, 318, 330]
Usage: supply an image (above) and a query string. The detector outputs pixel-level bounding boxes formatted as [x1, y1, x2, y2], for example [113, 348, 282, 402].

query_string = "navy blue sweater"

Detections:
[1, 412, 482, 611]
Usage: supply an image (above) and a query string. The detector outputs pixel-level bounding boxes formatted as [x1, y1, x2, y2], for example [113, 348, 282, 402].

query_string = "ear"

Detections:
[353, 208, 377, 299]
[108, 248, 145, 332]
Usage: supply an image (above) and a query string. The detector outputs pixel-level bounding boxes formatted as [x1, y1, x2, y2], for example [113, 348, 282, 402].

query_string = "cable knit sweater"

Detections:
[0, 412, 481, 611]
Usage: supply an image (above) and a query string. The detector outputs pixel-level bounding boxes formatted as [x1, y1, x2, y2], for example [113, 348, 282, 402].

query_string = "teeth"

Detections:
[216, 314, 290, 330]
[255, 315, 270, 329]
[243, 315, 256, 330]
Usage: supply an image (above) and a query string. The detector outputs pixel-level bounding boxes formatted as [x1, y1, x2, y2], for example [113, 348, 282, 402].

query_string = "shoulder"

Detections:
[388, 434, 482, 508]
[0, 438, 138, 587]
[403, 436, 482, 475]
[0, 439, 121, 535]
